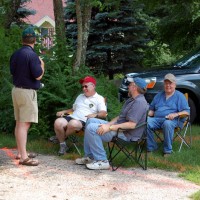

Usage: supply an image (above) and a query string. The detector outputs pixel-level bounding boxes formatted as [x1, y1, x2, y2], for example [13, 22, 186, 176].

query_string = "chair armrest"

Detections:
[116, 122, 147, 137]
[179, 113, 189, 119]
[177, 114, 190, 128]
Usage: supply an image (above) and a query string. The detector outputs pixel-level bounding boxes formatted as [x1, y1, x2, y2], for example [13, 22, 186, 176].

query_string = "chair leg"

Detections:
[108, 139, 147, 171]
[178, 133, 189, 152]
[177, 123, 191, 152]
[73, 143, 82, 155]
[135, 140, 147, 170]
[108, 140, 127, 171]
[67, 135, 82, 155]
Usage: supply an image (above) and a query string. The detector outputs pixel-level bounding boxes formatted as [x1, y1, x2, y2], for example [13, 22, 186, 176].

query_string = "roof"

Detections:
[24, 0, 66, 27]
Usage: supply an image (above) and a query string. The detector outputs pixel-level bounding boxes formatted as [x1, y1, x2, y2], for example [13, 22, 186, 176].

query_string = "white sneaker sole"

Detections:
[86, 164, 110, 170]
[75, 158, 93, 165]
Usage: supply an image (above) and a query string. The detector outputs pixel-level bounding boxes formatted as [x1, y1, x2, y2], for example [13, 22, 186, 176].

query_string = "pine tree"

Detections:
[87, 0, 149, 79]
[2, 0, 35, 28]
[65, 0, 149, 79]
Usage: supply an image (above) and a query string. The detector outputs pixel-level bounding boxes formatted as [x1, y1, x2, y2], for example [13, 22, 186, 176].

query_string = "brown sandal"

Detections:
[15, 153, 37, 160]
[19, 158, 39, 166]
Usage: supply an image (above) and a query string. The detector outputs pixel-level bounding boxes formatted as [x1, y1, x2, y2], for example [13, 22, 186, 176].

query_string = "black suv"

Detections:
[119, 47, 200, 123]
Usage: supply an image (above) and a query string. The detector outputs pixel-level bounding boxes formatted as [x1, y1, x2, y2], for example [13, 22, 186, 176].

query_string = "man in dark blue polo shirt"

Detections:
[10, 26, 45, 166]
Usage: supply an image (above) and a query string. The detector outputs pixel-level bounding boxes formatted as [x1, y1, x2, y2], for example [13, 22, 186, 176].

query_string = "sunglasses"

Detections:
[82, 84, 92, 89]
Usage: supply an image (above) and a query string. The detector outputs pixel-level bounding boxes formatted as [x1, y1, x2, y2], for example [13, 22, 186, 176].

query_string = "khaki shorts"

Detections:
[12, 87, 38, 123]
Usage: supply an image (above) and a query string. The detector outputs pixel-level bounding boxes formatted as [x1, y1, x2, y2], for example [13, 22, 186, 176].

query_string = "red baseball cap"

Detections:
[79, 76, 96, 85]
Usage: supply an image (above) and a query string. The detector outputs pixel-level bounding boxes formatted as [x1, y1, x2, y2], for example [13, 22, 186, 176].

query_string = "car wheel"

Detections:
[188, 97, 196, 123]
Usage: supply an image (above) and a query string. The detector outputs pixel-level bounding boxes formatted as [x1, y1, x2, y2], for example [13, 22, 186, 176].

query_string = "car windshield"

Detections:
[174, 48, 200, 68]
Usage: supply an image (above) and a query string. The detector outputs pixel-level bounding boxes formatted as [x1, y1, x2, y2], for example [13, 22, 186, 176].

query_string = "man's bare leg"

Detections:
[54, 118, 83, 155]
[65, 120, 83, 137]
[54, 118, 68, 142]
[54, 118, 69, 155]
[15, 121, 30, 161]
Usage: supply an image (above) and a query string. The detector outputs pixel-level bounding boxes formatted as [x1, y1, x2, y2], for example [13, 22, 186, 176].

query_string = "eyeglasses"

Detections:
[82, 84, 92, 89]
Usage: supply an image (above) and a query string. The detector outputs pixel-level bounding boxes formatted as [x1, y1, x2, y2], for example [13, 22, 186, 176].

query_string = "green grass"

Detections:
[1, 125, 200, 199]
[191, 190, 200, 200]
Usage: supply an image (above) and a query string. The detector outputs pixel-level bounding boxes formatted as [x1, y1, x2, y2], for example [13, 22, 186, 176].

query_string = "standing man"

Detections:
[75, 77, 148, 170]
[147, 73, 190, 157]
[54, 76, 107, 155]
[10, 27, 45, 166]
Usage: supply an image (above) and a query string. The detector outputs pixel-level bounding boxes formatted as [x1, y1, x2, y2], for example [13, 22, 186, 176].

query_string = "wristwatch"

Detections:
[109, 125, 113, 131]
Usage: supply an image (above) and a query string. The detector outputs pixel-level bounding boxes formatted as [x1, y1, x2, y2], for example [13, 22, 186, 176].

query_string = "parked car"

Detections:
[118, 47, 200, 123]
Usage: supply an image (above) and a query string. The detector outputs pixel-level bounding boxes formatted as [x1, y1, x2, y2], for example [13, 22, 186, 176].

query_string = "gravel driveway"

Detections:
[0, 148, 199, 200]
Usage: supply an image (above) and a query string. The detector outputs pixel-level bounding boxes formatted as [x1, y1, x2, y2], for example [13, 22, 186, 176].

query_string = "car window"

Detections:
[174, 48, 200, 68]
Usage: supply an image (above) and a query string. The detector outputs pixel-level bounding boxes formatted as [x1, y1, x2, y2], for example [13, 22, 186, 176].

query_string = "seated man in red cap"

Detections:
[54, 76, 107, 155]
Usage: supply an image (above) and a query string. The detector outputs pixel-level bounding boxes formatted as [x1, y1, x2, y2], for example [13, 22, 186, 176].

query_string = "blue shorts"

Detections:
[64, 116, 85, 129]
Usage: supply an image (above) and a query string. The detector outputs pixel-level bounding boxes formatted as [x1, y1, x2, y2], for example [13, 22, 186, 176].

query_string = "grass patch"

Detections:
[190, 190, 200, 200]
[1, 125, 200, 199]
[0, 133, 16, 148]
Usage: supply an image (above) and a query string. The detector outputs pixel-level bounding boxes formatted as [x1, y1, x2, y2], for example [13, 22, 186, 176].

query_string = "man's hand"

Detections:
[86, 113, 98, 119]
[39, 57, 45, 69]
[165, 113, 179, 120]
[56, 111, 66, 117]
[97, 124, 110, 135]
[36, 57, 45, 80]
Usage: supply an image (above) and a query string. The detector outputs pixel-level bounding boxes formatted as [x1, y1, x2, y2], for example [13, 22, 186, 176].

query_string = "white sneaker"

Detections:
[75, 157, 93, 165]
[86, 160, 110, 170]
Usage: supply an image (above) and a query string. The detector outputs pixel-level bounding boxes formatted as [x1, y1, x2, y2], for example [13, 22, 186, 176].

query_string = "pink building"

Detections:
[25, 0, 66, 49]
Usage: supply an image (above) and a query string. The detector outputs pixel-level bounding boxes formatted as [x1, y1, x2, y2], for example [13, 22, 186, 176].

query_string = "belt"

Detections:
[15, 86, 34, 90]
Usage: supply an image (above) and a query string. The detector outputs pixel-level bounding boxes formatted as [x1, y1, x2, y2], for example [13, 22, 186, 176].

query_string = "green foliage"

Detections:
[93, 75, 123, 120]
[138, 0, 200, 68]
[0, 133, 16, 148]
[87, 0, 150, 78]
[157, 2, 199, 52]
[142, 42, 178, 68]
[0, 26, 22, 134]
[190, 190, 200, 200]
[65, 0, 150, 79]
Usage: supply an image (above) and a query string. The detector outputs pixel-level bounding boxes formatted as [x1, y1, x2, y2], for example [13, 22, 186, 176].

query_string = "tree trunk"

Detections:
[81, 2, 92, 66]
[74, 0, 83, 71]
[53, 0, 66, 47]
[73, 0, 92, 71]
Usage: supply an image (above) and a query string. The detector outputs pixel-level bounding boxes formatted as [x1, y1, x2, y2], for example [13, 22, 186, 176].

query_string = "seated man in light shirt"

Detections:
[54, 76, 107, 155]
[147, 73, 190, 157]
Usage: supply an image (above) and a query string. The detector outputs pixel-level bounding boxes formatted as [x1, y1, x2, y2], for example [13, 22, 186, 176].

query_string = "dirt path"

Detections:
[0, 148, 199, 200]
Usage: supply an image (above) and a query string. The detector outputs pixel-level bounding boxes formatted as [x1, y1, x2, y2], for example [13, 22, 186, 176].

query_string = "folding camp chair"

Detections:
[48, 128, 84, 155]
[108, 116, 148, 171]
[67, 130, 84, 155]
[154, 114, 191, 152]
[154, 93, 192, 152]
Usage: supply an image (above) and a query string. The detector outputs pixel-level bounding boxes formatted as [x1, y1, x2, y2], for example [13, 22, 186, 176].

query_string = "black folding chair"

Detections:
[108, 121, 148, 171]
[49, 130, 84, 155]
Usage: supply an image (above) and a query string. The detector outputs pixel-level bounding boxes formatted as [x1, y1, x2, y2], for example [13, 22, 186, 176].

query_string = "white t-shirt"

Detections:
[69, 93, 107, 122]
